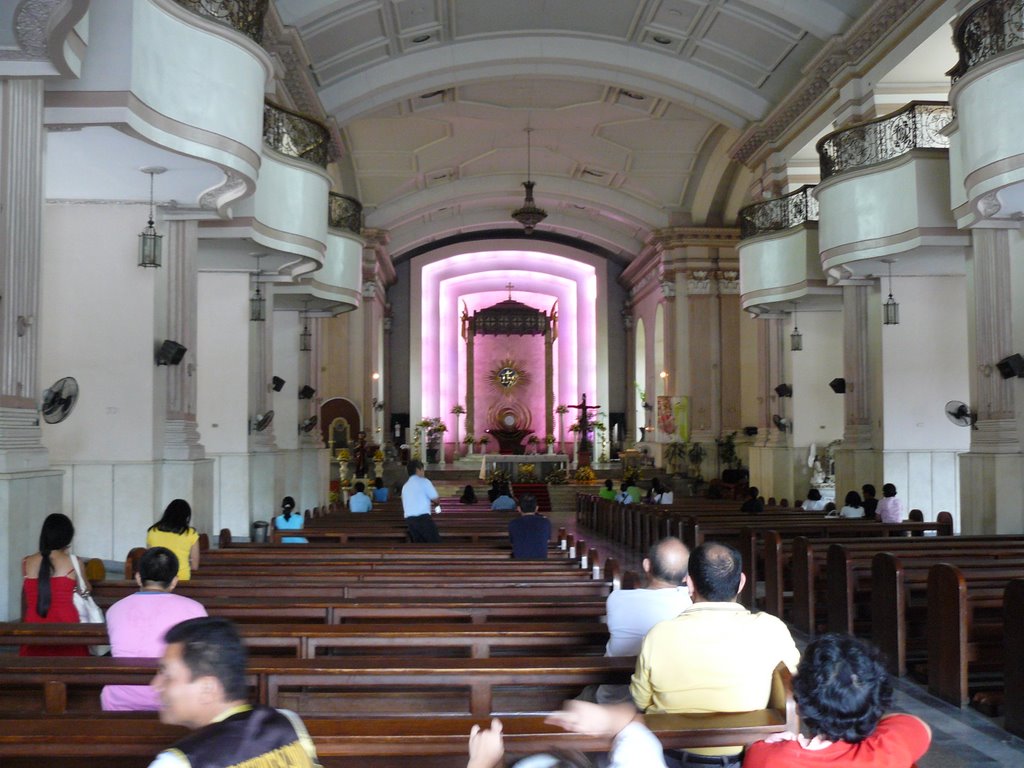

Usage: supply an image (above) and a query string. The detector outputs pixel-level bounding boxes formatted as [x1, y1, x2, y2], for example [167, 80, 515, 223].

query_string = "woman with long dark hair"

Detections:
[21, 512, 89, 656]
[274, 496, 308, 543]
[146, 499, 200, 580]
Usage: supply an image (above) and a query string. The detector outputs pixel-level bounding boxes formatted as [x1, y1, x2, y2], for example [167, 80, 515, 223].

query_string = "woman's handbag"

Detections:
[70, 554, 110, 656]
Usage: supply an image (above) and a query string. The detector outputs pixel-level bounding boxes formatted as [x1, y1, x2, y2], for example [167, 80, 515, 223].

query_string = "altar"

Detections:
[480, 454, 569, 481]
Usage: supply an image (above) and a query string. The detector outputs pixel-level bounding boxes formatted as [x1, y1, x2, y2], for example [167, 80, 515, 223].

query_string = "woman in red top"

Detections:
[744, 633, 930, 767]
[21, 512, 89, 656]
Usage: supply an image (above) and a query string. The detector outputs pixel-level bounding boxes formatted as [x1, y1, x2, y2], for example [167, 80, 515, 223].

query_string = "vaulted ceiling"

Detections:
[275, 0, 882, 261]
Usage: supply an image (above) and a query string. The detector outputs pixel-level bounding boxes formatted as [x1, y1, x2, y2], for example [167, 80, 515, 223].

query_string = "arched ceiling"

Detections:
[276, 0, 878, 262]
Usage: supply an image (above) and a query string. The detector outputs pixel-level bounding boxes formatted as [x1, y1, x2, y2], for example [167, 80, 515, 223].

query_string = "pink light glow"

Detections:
[420, 250, 597, 430]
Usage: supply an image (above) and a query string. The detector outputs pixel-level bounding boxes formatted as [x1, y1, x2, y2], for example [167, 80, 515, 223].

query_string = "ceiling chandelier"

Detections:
[511, 127, 547, 234]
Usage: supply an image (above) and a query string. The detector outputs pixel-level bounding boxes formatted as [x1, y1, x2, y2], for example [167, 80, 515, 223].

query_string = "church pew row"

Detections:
[1002, 579, 1024, 738]
[761, 530, 1022, 623]
[0, 665, 794, 767]
[0, 621, 610, 659]
[0, 655, 636, 716]
[90, 594, 611, 625]
[925, 563, 1020, 707]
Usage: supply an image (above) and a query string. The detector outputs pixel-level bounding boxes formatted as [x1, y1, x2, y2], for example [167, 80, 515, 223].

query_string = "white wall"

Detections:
[197, 272, 250, 454]
[791, 310, 844, 447]
[272, 310, 301, 451]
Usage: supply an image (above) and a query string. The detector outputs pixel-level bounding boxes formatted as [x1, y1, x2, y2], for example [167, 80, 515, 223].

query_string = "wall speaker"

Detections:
[774, 383, 792, 398]
[298, 385, 316, 399]
[997, 354, 1024, 379]
[155, 340, 187, 366]
[271, 376, 286, 392]
[829, 377, 846, 393]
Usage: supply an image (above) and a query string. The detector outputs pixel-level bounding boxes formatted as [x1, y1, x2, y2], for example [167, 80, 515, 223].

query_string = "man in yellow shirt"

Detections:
[630, 541, 800, 765]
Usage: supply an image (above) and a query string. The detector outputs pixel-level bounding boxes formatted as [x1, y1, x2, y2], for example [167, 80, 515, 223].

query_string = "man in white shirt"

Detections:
[598, 537, 691, 703]
[402, 459, 441, 542]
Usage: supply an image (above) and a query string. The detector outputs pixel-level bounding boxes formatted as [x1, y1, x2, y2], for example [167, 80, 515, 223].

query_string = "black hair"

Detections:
[844, 490, 863, 508]
[165, 617, 249, 702]
[882, 483, 897, 498]
[354, 482, 365, 493]
[807, 488, 822, 501]
[747, 486, 759, 499]
[648, 537, 688, 585]
[149, 499, 195, 536]
[281, 496, 296, 522]
[794, 633, 893, 743]
[460, 484, 477, 503]
[688, 542, 742, 602]
[36, 513, 75, 618]
[519, 494, 538, 513]
[620, 482, 630, 492]
[407, 460, 423, 476]
[374, 477, 384, 489]
[604, 479, 613, 490]
[139, 547, 179, 588]
[862, 484, 876, 498]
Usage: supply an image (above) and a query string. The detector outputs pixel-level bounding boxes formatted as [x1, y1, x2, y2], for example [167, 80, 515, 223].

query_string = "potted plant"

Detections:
[478, 436, 490, 454]
[545, 435, 556, 454]
[663, 441, 687, 475]
[464, 433, 476, 455]
[418, 417, 447, 464]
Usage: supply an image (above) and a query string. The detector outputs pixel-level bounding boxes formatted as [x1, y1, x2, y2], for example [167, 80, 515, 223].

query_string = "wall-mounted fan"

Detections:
[40, 377, 79, 424]
[252, 411, 275, 432]
[945, 400, 977, 428]
[299, 415, 318, 433]
[772, 414, 791, 432]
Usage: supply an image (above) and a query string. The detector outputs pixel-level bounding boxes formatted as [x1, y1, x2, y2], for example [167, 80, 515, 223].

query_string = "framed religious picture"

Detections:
[657, 396, 689, 442]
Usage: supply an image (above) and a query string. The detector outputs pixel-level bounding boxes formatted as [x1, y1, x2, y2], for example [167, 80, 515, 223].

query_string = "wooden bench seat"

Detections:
[0, 654, 636, 716]
[0, 620, 611, 659]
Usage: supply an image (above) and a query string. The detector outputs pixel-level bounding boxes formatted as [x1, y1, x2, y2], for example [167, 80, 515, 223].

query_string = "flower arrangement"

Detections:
[623, 466, 642, 484]
[488, 468, 511, 484]
[328, 491, 341, 504]
[545, 435, 556, 444]
[519, 464, 537, 482]
[337, 448, 351, 462]
[555, 404, 569, 415]
[450, 404, 466, 415]
[373, 449, 385, 462]
[574, 465, 597, 483]
[463, 434, 476, 444]
[478, 436, 490, 445]
[527, 435, 540, 444]
[546, 468, 568, 485]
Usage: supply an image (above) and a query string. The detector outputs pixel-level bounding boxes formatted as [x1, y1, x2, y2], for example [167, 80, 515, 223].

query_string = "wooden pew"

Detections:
[0, 621, 610, 659]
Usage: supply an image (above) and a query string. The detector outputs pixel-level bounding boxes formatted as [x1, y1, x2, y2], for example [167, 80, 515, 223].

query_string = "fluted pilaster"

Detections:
[842, 285, 874, 449]
[162, 220, 205, 460]
[0, 79, 47, 471]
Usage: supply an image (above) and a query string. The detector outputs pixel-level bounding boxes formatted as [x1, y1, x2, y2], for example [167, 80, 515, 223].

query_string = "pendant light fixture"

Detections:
[250, 254, 266, 322]
[138, 166, 165, 268]
[882, 258, 899, 325]
[300, 300, 312, 351]
[511, 127, 547, 234]
[790, 304, 803, 351]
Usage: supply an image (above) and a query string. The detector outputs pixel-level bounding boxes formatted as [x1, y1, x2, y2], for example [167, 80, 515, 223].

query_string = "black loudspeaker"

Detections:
[271, 376, 286, 392]
[997, 354, 1024, 379]
[298, 385, 316, 399]
[829, 377, 846, 393]
[774, 384, 792, 398]
[155, 340, 187, 366]
[743, 426, 758, 437]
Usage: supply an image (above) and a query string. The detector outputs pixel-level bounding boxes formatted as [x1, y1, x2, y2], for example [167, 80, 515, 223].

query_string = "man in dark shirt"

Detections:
[862, 483, 879, 520]
[740, 486, 764, 513]
[507, 494, 551, 559]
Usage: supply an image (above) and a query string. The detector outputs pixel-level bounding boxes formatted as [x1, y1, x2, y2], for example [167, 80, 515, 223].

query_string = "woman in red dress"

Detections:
[20, 512, 89, 656]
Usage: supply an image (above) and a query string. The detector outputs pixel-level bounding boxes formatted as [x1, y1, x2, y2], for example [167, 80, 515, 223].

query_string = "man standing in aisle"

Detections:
[402, 459, 441, 542]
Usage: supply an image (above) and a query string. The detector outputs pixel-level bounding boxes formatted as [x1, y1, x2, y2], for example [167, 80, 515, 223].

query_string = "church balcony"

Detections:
[329, 193, 364, 236]
[814, 102, 967, 281]
[172, 0, 268, 45]
[263, 102, 332, 170]
[947, 0, 1024, 227]
[738, 187, 839, 315]
[43, 0, 273, 215]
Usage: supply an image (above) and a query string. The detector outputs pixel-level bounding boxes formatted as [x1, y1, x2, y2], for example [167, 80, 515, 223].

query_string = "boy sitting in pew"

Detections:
[101, 547, 207, 711]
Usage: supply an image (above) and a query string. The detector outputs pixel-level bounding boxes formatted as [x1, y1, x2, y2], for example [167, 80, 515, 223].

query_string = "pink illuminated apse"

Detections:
[413, 243, 605, 437]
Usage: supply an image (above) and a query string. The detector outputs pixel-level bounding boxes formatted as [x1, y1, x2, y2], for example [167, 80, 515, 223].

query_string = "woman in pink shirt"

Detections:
[876, 483, 905, 523]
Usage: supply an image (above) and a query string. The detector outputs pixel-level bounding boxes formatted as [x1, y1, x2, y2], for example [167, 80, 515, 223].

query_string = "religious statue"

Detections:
[569, 393, 601, 466]
[353, 431, 369, 477]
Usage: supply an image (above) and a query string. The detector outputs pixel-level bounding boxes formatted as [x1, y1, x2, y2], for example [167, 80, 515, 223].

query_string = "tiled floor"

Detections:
[552, 501, 1024, 766]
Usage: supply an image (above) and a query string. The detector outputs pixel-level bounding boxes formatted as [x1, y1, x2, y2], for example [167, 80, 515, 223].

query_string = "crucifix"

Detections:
[505, 282, 514, 300]
[568, 393, 601, 455]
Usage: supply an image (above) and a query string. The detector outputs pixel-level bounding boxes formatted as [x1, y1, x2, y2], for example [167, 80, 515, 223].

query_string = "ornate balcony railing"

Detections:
[263, 102, 331, 169]
[738, 185, 819, 240]
[817, 102, 953, 180]
[173, 0, 269, 45]
[329, 193, 363, 235]
[948, 0, 1024, 82]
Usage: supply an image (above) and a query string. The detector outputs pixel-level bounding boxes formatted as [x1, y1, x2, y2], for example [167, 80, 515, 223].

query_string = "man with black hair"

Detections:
[148, 616, 321, 767]
[402, 459, 441, 543]
[507, 493, 550, 559]
[630, 541, 799, 765]
[348, 481, 373, 513]
[744, 634, 930, 767]
[101, 547, 207, 711]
